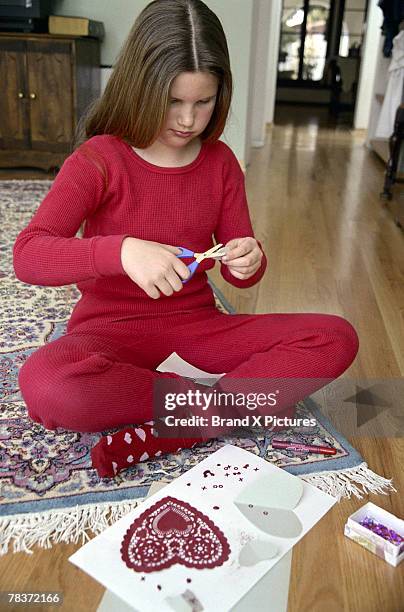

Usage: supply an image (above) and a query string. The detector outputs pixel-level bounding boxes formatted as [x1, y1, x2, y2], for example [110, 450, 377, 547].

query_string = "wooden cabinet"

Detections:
[0, 33, 100, 171]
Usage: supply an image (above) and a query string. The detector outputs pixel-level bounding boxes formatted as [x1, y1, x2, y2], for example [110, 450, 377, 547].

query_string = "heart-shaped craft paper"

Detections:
[235, 473, 303, 510]
[238, 540, 278, 567]
[121, 496, 230, 572]
[237, 506, 303, 538]
[234, 473, 304, 538]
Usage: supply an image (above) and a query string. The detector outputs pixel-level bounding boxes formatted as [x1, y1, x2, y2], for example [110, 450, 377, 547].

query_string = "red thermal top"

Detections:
[13, 135, 267, 331]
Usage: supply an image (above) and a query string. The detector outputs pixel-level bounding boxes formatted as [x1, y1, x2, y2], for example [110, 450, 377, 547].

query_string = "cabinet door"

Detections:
[0, 38, 30, 150]
[26, 39, 73, 152]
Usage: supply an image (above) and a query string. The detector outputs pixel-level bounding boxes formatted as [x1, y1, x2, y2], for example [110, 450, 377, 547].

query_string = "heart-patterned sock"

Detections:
[90, 421, 204, 477]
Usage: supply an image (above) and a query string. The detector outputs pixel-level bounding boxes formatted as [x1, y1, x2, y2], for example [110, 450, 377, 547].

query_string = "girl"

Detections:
[13, 0, 359, 477]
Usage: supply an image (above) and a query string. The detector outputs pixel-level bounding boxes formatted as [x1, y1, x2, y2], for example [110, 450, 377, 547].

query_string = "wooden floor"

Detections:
[1, 107, 404, 611]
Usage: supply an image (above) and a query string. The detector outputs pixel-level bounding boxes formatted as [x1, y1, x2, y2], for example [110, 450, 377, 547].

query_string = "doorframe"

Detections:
[247, 0, 382, 136]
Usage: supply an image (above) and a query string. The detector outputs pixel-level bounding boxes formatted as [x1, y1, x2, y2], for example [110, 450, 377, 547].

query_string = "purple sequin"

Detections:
[360, 516, 404, 546]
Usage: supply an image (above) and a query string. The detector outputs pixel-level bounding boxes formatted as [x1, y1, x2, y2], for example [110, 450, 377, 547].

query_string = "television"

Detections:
[0, 0, 54, 32]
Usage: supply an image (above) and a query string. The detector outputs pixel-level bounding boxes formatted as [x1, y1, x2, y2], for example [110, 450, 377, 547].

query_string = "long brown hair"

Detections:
[74, 0, 233, 151]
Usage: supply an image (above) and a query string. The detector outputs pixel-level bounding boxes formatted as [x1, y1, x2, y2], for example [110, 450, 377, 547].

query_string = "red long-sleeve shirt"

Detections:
[13, 135, 267, 331]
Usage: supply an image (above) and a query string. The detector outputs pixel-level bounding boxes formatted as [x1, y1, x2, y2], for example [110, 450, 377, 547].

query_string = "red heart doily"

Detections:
[121, 495, 231, 572]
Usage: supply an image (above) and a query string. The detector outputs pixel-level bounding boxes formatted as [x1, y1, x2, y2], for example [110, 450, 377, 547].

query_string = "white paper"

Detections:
[70, 445, 336, 612]
[156, 351, 226, 386]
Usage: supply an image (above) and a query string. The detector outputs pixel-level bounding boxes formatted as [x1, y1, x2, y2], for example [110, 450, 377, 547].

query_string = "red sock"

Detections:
[90, 421, 205, 477]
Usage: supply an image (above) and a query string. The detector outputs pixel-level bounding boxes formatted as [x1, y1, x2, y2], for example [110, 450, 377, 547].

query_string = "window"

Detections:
[278, 0, 331, 82]
[278, 0, 368, 85]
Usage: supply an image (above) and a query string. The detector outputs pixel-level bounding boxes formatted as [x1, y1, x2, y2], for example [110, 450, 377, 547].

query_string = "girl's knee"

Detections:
[18, 348, 81, 431]
[18, 351, 51, 427]
[326, 315, 359, 371]
[330, 315, 359, 354]
[18, 346, 116, 432]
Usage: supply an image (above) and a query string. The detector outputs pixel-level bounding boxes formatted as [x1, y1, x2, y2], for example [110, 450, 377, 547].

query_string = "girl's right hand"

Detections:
[120, 237, 191, 299]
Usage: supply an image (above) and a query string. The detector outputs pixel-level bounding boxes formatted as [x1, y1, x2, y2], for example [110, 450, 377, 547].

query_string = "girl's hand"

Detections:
[120, 237, 190, 299]
[221, 237, 262, 280]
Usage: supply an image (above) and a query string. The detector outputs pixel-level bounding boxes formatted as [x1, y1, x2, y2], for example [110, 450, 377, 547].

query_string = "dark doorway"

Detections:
[276, 0, 369, 125]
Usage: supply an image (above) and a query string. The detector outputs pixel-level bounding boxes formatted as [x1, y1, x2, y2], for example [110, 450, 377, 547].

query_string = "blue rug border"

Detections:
[282, 396, 363, 475]
[1, 396, 364, 517]
[208, 278, 236, 314]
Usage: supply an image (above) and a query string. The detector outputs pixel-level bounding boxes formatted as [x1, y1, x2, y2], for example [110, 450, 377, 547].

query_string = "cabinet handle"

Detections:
[29, 93, 37, 100]
[17, 92, 25, 99]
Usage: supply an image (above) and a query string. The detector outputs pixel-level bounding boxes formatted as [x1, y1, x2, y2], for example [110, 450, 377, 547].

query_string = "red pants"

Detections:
[18, 309, 359, 434]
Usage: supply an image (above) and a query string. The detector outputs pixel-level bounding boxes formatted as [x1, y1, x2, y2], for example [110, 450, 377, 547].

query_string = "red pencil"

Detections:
[271, 439, 337, 455]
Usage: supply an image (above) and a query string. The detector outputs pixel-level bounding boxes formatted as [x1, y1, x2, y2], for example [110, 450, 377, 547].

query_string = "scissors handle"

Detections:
[175, 246, 198, 283]
[175, 245, 224, 284]
[175, 247, 194, 258]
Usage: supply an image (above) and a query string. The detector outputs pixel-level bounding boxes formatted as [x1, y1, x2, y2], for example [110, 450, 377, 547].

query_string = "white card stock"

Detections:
[69, 445, 336, 612]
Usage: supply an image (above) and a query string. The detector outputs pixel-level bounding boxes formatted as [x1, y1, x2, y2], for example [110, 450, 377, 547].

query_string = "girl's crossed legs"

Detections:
[18, 310, 359, 475]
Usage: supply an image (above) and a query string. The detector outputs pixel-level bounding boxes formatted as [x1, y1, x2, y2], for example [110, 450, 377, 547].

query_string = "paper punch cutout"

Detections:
[121, 496, 230, 572]
[166, 590, 204, 612]
[234, 473, 304, 538]
[238, 539, 278, 567]
[236, 506, 303, 538]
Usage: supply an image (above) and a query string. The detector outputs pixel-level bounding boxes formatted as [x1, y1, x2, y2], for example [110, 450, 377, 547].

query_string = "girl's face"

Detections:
[159, 71, 219, 148]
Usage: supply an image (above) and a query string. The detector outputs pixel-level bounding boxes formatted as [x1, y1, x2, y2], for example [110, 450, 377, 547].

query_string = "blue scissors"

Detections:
[175, 243, 227, 283]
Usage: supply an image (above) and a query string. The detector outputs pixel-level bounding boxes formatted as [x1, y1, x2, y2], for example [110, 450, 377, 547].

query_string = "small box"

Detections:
[344, 501, 404, 567]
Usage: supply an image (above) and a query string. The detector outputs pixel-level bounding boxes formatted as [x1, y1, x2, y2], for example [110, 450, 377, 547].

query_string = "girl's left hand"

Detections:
[221, 237, 263, 280]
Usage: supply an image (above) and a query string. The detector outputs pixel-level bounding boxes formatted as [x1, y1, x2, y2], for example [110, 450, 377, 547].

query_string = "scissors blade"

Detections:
[196, 243, 225, 262]
[209, 247, 227, 259]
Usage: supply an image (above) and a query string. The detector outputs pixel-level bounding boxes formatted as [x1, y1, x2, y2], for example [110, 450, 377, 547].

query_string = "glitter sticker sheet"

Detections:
[69, 445, 336, 612]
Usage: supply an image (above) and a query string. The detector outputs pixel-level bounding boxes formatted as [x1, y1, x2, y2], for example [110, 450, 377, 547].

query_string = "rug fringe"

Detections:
[299, 462, 396, 501]
[0, 463, 396, 556]
[0, 500, 140, 557]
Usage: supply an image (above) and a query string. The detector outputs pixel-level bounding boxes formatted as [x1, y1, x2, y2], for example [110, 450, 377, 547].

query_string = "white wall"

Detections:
[244, 0, 283, 162]
[248, 0, 274, 151]
[365, 37, 390, 146]
[245, 0, 260, 165]
[353, 0, 383, 129]
[53, 0, 148, 65]
[266, 0, 282, 125]
[211, 0, 254, 163]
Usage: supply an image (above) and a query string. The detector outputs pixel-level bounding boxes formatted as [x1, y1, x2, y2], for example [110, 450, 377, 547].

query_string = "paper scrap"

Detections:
[238, 540, 278, 567]
[156, 352, 226, 387]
